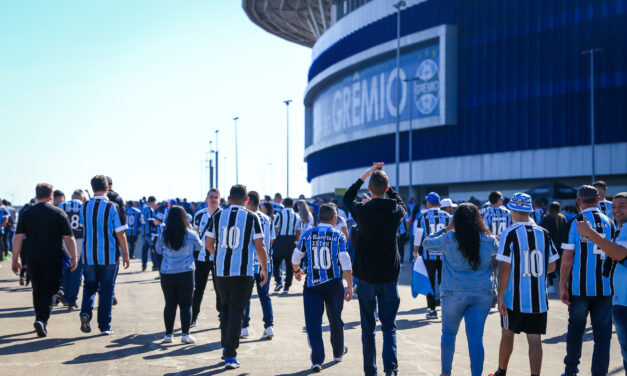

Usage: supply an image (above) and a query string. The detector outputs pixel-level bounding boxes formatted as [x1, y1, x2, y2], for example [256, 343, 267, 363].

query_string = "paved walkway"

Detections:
[0, 258, 623, 375]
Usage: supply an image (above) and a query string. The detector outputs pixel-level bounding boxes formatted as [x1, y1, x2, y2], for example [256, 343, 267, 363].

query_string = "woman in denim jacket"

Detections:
[423, 203, 498, 376]
[156, 205, 203, 344]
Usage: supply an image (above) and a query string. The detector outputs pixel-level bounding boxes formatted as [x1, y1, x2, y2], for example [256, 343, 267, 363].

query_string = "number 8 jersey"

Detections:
[207, 205, 264, 277]
[496, 222, 560, 313]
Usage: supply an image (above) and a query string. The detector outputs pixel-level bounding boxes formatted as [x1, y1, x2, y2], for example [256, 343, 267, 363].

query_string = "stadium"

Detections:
[244, 0, 627, 200]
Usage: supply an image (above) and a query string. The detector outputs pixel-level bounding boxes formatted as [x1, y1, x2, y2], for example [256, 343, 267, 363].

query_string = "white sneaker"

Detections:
[100, 329, 113, 336]
[163, 334, 173, 343]
[181, 334, 196, 344]
[261, 326, 274, 340]
[240, 327, 249, 338]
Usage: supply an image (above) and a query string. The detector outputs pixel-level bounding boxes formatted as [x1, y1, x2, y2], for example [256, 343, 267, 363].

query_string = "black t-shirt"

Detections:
[16, 202, 73, 261]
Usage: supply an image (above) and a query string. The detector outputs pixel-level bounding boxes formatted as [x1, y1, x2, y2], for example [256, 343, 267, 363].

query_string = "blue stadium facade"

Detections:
[245, 0, 627, 199]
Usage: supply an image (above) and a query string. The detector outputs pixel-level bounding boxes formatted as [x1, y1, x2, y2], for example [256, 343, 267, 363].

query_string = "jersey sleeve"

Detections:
[206, 212, 217, 239]
[617, 224, 627, 248]
[252, 213, 264, 240]
[270, 220, 276, 240]
[482, 211, 491, 228]
[111, 205, 127, 233]
[496, 230, 512, 263]
[413, 218, 425, 247]
[562, 219, 577, 251]
[547, 233, 560, 263]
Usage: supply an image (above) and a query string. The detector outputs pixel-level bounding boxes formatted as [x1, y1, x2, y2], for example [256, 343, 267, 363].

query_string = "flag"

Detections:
[411, 256, 433, 298]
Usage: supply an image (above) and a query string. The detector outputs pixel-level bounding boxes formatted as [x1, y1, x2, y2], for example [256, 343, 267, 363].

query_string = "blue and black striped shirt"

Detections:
[80, 196, 127, 266]
[294, 224, 348, 288]
[273, 208, 301, 237]
[59, 199, 83, 239]
[126, 207, 141, 237]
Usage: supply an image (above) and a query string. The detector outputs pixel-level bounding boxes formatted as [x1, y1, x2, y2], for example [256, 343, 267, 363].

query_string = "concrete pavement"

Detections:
[0, 258, 623, 375]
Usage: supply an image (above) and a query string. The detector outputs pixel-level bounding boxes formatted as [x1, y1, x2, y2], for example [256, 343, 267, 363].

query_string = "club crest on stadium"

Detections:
[414, 59, 439, 115]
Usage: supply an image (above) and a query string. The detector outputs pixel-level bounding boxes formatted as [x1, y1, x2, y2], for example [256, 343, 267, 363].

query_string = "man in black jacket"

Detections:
[343, 162, 407, 376]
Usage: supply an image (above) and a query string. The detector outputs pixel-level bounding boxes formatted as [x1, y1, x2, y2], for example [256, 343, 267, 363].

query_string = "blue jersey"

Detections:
[610, 223, 627, 306]
[295, 224, 347, 288]
[80, 196, 127, 266]
[126, 207, 141, 237]
[251, 211, 275, 274]
[58, 199, 83, 239]
[0, 206, 9, 234]
[273, 208, 301, 236]
[598, 200, 613, 220]
[272, 202, 284, 216]
[140, 206, 154, 235]
[413, 208, 451, 260]
[483, 206, 513, 236]
[496, 222, 560, 313]
[562, 208, 615, 297]
[208, 205, 264, 277]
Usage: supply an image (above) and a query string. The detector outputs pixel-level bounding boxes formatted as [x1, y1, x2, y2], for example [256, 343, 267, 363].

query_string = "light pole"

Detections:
[233, 117, 239, 184]
[404, 76, 418, 200]
[209, 140, 214, 189]
[582, 48, 602, 183]
[284, 99, 292, 197]
[215, 130, 219, 191]
[393, 1, 406, 193]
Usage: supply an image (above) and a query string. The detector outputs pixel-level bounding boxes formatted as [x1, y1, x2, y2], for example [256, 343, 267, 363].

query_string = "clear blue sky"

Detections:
[0, 1, 312, 205]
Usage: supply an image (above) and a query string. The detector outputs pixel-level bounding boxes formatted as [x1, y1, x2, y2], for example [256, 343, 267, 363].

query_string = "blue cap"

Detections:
[169, 199, 177, 205]
[507, 192, 533, 213]
[155, 212, 165, 221]
[425, 192, 440, 204]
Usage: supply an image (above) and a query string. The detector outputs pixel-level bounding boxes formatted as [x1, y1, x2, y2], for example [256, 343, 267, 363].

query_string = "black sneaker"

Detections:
[311, 364, 322, 373]
[112, 296, 118, 306]
[34, 321, 47, 338]
[334, 345, 348, 361]
[426, 310, 438, 320]
[80, 314, 91, 333]
[273, 284, 283, 293]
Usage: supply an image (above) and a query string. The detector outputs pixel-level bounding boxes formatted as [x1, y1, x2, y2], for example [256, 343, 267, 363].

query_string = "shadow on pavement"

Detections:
[162, 362, 238, 376]
[276, 360, 339, 376]
[543, 327, 593, 344]
[0, 334, 99, 356]
[143, 340, 222, 360]
[63, 332, 167, 364]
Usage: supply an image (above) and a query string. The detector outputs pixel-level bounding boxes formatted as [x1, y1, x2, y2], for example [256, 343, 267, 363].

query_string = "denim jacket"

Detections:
[422, 229, 498, 297]
[156, 229, 203, 274]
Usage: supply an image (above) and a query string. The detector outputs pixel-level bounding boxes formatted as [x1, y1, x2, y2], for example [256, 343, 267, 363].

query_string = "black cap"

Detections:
[148, 196, 157, 203]
[577, 185, 599, 199]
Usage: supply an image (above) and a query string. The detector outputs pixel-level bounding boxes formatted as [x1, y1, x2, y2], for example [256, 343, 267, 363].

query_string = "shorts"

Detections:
[501, 309, 547, 335]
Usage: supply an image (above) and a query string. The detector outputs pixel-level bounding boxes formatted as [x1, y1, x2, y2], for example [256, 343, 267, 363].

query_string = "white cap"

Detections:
[440, 198, 456, 208]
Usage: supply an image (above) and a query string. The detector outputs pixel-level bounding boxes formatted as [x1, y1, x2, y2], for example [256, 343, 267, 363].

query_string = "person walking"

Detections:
[191, 188, 222, 328]
[79, 175, 130, 335]
[292, 203, 353, 372]
[205, 185, 268, 370]
[11, 183, 77, 337]
[490, 193, 560, 376]
[272, 197, 301, 294]
[125, 201, 141, 259]
[140, 196, 158, 272]
[575, 192, 627, 373]
[342, 162, 407, 376]
[560, 185, 616, 376]
[155, 205, 202, 344]
[241, 191, 275, 340]
[422, 203, 497, 376]
[58, 189, 86, 310]
[539, 201, 567, 293]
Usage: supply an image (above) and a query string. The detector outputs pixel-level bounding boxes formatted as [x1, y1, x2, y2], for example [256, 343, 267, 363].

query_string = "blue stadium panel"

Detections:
[305, 0, 627, 181]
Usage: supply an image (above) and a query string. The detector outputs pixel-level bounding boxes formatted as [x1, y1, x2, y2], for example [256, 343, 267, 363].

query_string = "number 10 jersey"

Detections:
[295, 224, 347, 288]
[496, 222, 560, 313]
[207, 205, 264, 277]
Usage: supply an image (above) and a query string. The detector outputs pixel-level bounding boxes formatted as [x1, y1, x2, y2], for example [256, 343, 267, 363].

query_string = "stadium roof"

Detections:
[242, 0, 332, 48]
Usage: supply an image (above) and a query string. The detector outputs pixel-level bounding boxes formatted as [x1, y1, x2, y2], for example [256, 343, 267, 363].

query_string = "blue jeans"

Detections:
[357, 280, 400, 376]
[612, 305, 627, 375]
[441, 295, 492, 376]
[303, 278, 345, 365]
[140, 234, 152, 269]
[62, 261, 83, 306]
[564, 295, 613, 376]
[81, 264, 118, 332]
[243, 273, 273, 329]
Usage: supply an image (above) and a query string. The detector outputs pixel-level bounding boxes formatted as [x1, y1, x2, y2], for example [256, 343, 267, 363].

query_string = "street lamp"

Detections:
[404, 75, 419, 199]
[393, 1, 406, 194]
[215, 130, 219, 191]
[284, 99, 292, 197]
[581, 48, 602, 183]
[233, 117, 239, 184]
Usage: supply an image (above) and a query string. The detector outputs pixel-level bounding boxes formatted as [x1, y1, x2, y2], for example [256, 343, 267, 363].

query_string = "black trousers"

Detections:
[192, 257, 221, 322]
[215, 276, 254, 358]
[424, 258, 442, 310]
[272, 236, 297, 288]
[127, 235, 138, 259]
[27, 257, 62, 323]
[160, 271, 194, 335]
